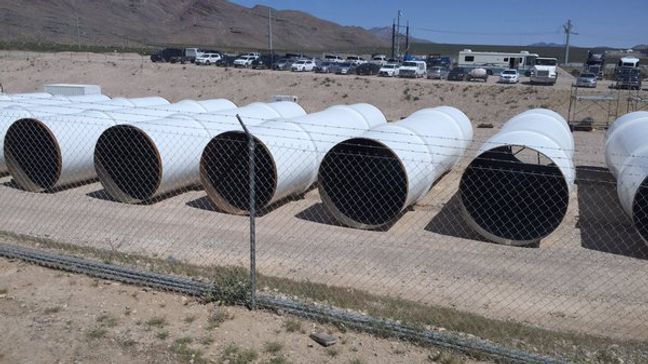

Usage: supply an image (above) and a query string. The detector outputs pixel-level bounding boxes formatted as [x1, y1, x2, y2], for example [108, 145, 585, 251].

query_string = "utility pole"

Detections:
[396, 10, 401, 58]
[75, 15, 81, 49]
[563, 19, 578, 64]
[268, 8, 273, 54]
[405, 21, 410, 56]
[391, 21, 396, 59]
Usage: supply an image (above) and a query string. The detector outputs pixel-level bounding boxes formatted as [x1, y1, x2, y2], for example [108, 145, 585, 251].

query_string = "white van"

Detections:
[398, 61, 427, 78]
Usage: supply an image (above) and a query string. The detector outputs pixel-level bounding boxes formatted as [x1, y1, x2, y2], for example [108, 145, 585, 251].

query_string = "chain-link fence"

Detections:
[1, 103, 647, 363]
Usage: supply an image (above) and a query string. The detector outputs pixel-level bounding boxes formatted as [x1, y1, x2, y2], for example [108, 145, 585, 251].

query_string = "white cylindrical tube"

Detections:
[458, 109, 574, 245]
[604, 111, 648, 243]
[3, 97, 174, 190]
[0, 94, 115, 174]
[1, 98, 234, 192]
[318, 106, 472, 229]
[200, 104, 387, 214]
[95, 101, 306, 203]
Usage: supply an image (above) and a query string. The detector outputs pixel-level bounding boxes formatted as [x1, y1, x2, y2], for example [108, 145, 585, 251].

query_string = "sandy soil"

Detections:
[1, 51, 648, 342]
[0, 50, 639, 126]
[1, 257, 485, 364]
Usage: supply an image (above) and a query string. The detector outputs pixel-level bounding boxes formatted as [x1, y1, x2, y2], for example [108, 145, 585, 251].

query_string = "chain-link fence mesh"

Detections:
[1, 104, 648, 362]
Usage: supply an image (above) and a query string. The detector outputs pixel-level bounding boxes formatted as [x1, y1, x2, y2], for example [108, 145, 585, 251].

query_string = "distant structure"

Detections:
[562, 19, 578, 64]
[391, 10, 410, 60]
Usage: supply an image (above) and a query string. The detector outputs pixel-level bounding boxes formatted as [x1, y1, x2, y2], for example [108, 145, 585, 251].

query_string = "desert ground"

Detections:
[1, 50, 648, 351]
[0, 257, 487, 364]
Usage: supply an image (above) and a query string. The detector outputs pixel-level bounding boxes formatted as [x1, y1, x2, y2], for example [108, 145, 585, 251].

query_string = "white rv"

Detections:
[458, 49, 539, 74]
[530, 57, 558, 85]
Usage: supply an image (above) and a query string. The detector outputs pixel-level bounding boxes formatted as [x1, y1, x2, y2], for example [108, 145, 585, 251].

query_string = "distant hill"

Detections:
[527, 42, 563, 47]
[368, 27, 434, 45]
[633, 44, 648, 50]
[0, 0, 390, 52]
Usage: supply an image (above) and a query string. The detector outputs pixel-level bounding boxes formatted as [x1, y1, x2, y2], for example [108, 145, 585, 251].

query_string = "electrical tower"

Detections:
[391, 10, 410, 60]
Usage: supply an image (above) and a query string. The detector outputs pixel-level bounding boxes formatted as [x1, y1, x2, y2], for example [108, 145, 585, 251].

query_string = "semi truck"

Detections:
[584, 50, 605, 79]
[530, 57, 558, 85]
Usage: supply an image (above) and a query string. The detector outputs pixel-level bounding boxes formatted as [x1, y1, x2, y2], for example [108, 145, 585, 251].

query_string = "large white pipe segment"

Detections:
[0, 92, 53, 104]
[458, 108, 574, 246]
[0, 94, 115, 174]
[3, 96, 173, 191]
[316, 106, 472, 229]
[3, 98, 234, 192]
[200, 104, 387, 214]
[604, 111, 648, 243]
[0, 94, 110, 109]
[94, 101, 305, 203]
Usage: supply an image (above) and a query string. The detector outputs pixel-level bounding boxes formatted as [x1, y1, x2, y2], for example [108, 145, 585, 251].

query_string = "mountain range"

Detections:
[0, 0, 390, 51]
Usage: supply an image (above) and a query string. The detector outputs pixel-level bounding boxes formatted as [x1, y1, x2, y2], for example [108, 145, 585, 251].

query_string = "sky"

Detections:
[230, 0, 648, 48]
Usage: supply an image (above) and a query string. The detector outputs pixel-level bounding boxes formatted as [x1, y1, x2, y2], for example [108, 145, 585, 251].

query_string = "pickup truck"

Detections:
[233, 54, 259, 68]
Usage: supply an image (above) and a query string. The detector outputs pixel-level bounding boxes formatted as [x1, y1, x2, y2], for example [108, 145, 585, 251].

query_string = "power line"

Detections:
[416, 28, 559, 37]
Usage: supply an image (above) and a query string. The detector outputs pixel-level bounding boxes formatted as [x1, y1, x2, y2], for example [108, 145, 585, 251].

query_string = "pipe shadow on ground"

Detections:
[1, 179, 20, 189]
[3, 178, 98, 193]
[295, 202, 399, 232]
[87, 185, 202, 205]
[186, 193, 306, 217]
[423, 192, 495, 244]
[576, 166, 648, 260]
[86, 189, 118, 202]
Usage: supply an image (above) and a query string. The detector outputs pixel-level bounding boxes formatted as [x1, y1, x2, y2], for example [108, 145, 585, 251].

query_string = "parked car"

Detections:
[183, 48, 202, 63]
[447, 67, 469, 81]
[346, 56, 367, 66]
[150, 48, 183, 63]
[499, 69, 520, 84]
[271, 58, 292, 71]
[370, 54, 388, 65]
[616, 68, 642, 90]
[467, 68, 488, 82]
[323, 54, 344, 63]
[291, 59, 316, 72]
[427, 66, 449, 80]
[233, 55, 259, 68]
[355, 63, 381, 76]
[215, 55, 237, 67]
[575, 72, 597, 88]
[398, 61, 427, 78]
[314, 61, 335, 73]
[251, 55, 274, 70]
[378, 63, 400, 77]
[426, 55, 453, 70]
[195, 53, 222, 65]
[285, 53, 307, 60]
[331, 62, 356, 75]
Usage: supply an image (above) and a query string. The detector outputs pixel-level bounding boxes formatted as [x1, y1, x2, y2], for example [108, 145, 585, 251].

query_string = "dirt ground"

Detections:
[1, 51, 648, 344]
[1, 50, 638, 126]
[0, 257, 485, 364]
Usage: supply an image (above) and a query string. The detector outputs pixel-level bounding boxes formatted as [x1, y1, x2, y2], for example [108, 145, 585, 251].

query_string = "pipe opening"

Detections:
[318, 138, 407, 228]
[4, 118, 61, 191]
[459, 146, 569, 243]
[94, 125, 161, 202]
[201, 131, 276, 213]
[632, 177, 648, 243]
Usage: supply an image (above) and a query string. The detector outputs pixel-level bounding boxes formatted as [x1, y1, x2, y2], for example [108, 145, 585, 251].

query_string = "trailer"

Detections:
[457, 49, 539, 75]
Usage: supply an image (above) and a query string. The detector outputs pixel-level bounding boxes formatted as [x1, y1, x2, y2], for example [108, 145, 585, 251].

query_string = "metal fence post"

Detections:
[236, 114, 256, 309]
